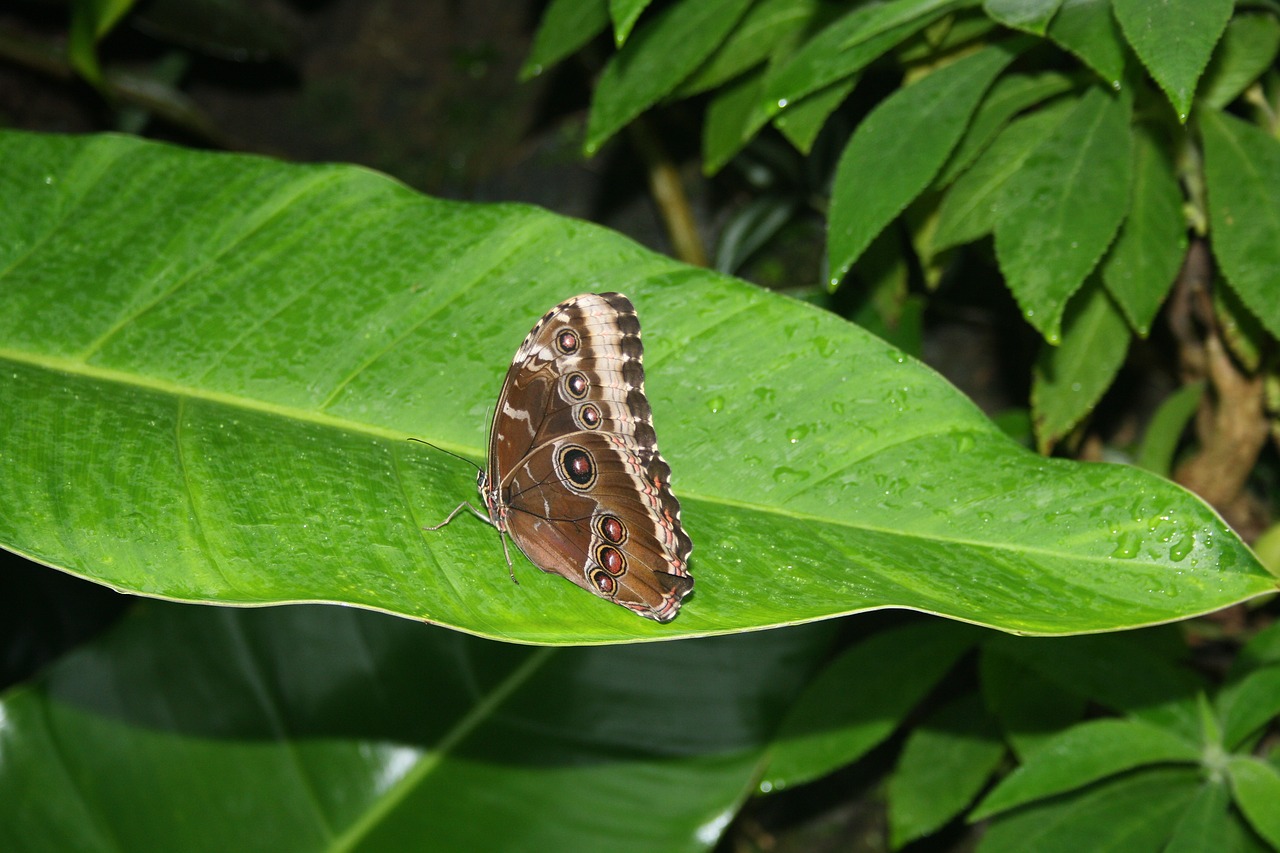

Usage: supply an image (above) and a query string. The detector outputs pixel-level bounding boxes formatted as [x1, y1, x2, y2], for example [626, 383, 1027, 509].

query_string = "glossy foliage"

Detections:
[531, 0, 1280, 450]
[0, 602, 832, 852]
[0, 131, 1275, 645]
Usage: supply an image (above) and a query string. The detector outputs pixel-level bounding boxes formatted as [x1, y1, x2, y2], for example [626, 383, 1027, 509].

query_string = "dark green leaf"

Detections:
[677, 0, 822, 97]
[935, 70, 1075, 187]
[1215, 279, 1268, 372]
[758, 0, 962, 125]
[982, 0, 1062, 35]
[585, 0, 755, 153]
[1217, 620, 1280, 749]
[981, 647, 1086, 759]
[520, 0, 609, 80]
[972, 718, 1199, 819]
[773, 77, 857, 154]
[760, 620, 981, 790]
[1201, 109, 1280, 339]
[1135, 382, 1204, 476]
[1227, 756, 1280, 849]
[610, 0, 652, 45]
[1166, 781, 1260, 853]
[1100, 125, 1188, 336]
[993, 85, 1132, 342]
[933, 98, 1075, 250]
[977, 768, 1203, 853]
[1199, 14, 1280, 111]
[829, 41, 1023, 283]
[1113, 0, 1232, 120]
[1031, 279, 1131, 452]
[1046, 0, 1127, 88]
[888, 693, 1006, 847]
[984, 632, 1206, 739]
[1, 131, 1275, 645]
[704, 67, 768, 175]
[0, 603, 830, 852]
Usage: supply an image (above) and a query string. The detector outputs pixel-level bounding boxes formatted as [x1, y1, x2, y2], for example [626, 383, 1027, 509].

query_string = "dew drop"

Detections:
[1111, 531, 1142, 559]
[707, 395, 724, 414]
[1169, 535, 1193, 562]
[772, 466, 809, 485]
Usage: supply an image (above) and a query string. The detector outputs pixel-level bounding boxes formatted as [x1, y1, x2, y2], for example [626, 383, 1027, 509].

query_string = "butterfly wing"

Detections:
[485, 292, 693, 622]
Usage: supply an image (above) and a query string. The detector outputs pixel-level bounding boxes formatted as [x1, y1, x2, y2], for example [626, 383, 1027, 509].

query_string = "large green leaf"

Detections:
[993, 85, 1132, 342]
[976, 767, 1203, 853]
[0, 602, 830, 852]
[1201, 108, 1280, 339]
[828, 41, 1022, 283]
[1, 131, 1275, 646]
[1031, 279, 1131, 452]
[1100, 124, 1187, 336]
[520, 0, 609, 80]
[971, 718, 1200, 819]
[1045, 0, 1126, 89]
[585, 0, 754, 153]
[1113, 0, 1232, 120]
[756, 0, 961, 126]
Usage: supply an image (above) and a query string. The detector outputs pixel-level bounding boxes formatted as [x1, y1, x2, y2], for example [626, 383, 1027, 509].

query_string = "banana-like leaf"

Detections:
[0, 602, 832, 852]
[1, 131, 1274, 645]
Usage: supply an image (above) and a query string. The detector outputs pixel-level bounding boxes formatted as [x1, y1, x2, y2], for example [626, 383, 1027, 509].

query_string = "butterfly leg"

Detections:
[423, 501, 492, 531]
[423, 502, 520, 585]
[498, 531, 519, 585]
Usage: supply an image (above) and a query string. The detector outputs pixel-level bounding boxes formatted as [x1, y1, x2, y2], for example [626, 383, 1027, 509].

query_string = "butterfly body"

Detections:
[476, 292, 693, 623]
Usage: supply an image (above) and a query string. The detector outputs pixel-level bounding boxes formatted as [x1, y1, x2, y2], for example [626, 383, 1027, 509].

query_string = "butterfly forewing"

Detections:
[481, 292, 693, 622]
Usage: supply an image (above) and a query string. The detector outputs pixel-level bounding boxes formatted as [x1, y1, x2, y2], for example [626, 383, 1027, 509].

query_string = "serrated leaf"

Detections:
[1100, 124, 1187, 336]
[586, 0, 754, 153]
[0, 602, 831, 852]
[888, 693, 1005, 848]
[773, 77, 856, 155]
[1031, 279, 1131, 452]
[1201, 109, 1280, 339]
[993, 85, 1132, 342]
[1199, 14, 1280, 111]
[1227, 756, 1280, 849]
[982, 0, 1062, 35]
[520, 0, 609, 80]
[761, 620, 981, 791]
[829, 40, 1024, 283]
[972, 718, 1199, 819]
[758, 0, 961, 125]
[977, 767, 1202, 852]
[935, 70, 1075, 188]
[1113, 0, 1232, 120]
[933, 98, 1076, 250]
[1046, 0, 1126, 88]
[1, 131, 1275, 647]
[677, 0, 821, 97]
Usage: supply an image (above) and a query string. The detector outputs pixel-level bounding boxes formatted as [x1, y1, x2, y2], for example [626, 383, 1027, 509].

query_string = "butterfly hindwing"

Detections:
[481, 292, 693, 622]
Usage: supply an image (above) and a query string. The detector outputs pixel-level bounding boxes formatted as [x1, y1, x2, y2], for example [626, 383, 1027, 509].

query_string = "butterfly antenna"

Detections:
[406, 437, 484, 476]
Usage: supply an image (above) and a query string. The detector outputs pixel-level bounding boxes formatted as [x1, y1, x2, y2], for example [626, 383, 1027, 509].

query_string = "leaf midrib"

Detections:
[1, 346, 1221, 573]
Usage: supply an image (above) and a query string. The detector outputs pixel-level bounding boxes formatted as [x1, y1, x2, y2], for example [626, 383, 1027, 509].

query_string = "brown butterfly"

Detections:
[430, 293, 693, 622]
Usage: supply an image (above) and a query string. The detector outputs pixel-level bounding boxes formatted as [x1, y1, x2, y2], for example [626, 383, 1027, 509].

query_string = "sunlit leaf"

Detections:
[1, 131, 1274, 647]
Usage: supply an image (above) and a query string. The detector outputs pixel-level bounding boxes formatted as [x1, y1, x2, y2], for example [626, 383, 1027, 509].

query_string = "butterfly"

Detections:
[430, 293, 694, 622]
